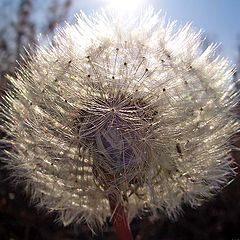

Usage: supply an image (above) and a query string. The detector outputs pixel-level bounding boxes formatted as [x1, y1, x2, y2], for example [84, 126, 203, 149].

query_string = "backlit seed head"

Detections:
[1, 9, 239, 228]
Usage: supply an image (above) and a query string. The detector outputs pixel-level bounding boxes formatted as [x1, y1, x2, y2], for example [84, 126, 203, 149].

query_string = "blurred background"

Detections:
[0, 0, 240, 239]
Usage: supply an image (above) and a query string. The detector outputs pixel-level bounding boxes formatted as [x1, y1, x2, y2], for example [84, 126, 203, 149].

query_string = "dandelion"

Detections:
[1, 8, 239, 239]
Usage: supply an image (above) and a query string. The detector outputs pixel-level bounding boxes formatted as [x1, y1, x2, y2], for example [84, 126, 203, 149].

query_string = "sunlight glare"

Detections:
[104, 0, 145, 14]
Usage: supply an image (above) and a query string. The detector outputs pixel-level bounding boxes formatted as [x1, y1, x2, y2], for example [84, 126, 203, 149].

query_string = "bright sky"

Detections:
[71, 0, 240, 63]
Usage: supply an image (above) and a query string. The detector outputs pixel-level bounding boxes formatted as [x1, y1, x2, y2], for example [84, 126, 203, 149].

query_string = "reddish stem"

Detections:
[108, 196, 133, 240]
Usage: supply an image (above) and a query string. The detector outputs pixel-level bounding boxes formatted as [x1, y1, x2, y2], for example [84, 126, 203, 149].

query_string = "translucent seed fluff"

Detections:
[1, 9, 239, 227]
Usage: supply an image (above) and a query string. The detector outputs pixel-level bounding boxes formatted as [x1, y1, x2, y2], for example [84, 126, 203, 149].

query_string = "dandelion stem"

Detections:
[108, 195, 133, 240]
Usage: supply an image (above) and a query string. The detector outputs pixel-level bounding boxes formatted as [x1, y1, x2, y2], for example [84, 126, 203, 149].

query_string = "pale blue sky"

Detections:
[70, 0, 240, 63]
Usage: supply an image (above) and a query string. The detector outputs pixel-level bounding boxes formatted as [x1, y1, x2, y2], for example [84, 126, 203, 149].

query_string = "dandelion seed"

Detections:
[1, 8, 239, 238]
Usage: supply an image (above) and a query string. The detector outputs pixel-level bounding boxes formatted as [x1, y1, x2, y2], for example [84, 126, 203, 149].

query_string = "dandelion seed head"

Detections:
[1, 8, 239, 227]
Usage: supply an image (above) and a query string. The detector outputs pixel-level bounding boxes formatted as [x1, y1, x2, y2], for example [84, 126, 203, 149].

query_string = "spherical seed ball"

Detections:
[1, 9, 239, 227]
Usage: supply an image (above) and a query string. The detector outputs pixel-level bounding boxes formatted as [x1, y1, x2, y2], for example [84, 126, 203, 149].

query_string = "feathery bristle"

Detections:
[1, 8, 239, 228]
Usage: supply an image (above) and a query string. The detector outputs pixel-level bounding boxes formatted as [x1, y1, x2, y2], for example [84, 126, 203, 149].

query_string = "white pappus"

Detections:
[1, 8, 239, 228]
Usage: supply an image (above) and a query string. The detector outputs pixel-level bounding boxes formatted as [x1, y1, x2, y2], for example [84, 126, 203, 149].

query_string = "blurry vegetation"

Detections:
[233, 35, 240, 84]
[0, 0, 72, 96]
[0, 1, 240, 239]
